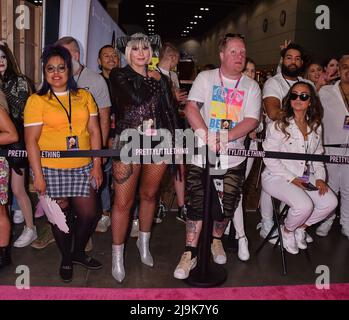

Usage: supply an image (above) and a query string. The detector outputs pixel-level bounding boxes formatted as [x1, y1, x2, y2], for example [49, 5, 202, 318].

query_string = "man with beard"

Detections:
[316, 55, 349, 239]
[258, 43, 314, 243]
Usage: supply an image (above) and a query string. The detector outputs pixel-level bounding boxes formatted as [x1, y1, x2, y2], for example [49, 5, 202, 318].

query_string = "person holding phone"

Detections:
[261, 81, 337, 254]
[24, 45, 103, 282]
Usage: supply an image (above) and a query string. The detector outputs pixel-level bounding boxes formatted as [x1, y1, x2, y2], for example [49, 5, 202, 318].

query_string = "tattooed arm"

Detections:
[184, 100, 208, 142]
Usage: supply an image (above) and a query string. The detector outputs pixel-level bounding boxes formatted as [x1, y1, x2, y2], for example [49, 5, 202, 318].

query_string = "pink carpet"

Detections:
[1, 284, 349, 300]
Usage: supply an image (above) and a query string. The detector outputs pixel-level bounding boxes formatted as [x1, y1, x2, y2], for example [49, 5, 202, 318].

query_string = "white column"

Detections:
[59, 0, 91, 64]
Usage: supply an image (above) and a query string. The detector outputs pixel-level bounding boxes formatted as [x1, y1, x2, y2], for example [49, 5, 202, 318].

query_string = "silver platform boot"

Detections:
[136, 231, 154, 267]
[112, 244, 125, 283]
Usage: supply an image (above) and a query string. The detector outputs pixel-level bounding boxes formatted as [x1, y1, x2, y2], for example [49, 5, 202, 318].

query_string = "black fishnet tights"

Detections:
[50, 187, 100, 264]
[111, 161, 167, 245]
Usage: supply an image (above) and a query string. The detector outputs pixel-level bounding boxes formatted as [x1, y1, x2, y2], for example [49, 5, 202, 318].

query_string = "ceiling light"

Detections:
[145, 4, 149, 7]
[189, 27, 193, 29]
[150, 5, 154, 7]
[190, 21, 194, 24]
[199, 15, 202, 18]
[205, 8, 209, 11]
[200, 7, 204, 10]
[193, 22, 197, 24]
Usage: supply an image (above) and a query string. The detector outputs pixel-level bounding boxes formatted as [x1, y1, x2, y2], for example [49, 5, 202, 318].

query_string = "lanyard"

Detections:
[282, 74, 299, 88]
[219, 69, 241, 118]
[339, 83, 349, 113]
[52, 91, 73, 134]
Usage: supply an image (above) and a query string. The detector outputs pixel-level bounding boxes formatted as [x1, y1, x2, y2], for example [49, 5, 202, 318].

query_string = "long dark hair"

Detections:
[276, 81, 323, 139]
[38, 44, 78, 96]
[0, 43, 21, 81]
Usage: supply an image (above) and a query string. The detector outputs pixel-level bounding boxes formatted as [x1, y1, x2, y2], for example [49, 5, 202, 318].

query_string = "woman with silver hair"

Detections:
[109, 33, 179, 282]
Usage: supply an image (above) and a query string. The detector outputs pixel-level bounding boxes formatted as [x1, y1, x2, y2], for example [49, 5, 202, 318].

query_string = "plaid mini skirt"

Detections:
[40, 162, 93, 198]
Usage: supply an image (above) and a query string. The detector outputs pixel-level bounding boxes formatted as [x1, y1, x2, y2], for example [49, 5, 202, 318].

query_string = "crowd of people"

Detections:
[0, 32, 348, 284]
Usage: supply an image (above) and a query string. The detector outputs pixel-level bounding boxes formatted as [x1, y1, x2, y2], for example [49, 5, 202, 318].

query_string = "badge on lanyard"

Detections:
[220, 119, 232, 130]
[343, 115, 349, 130]
[300, 163, 310, 183]
[66, 136, 79, 150]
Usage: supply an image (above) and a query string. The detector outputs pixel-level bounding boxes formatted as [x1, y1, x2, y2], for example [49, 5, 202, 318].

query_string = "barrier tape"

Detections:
[323, 144, 349, 148]
[1, 147, 349, 165]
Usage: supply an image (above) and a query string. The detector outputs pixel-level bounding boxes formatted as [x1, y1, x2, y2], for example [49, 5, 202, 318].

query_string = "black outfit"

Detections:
[109, 65, 180, 140]
[1, 75, 33, 171]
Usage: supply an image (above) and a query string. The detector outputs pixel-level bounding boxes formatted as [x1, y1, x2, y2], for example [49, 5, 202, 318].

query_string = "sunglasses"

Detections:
[290, 92, 311, 101]
[224, 33, 245, 40]
[45, 65, 67, 73]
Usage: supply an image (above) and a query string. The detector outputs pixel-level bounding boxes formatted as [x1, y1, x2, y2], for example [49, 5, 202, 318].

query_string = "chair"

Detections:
[256, 197, 289, 275]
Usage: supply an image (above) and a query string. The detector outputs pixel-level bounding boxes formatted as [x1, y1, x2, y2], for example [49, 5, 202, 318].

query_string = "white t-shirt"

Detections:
[319, 81, 349, 156]
[263, 73, 312, 102]
[188, 69, 261, 169]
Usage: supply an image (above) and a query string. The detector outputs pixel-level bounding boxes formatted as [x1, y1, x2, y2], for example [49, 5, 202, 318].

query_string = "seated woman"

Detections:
[0, 89, 18, 268]
[109, 33, 179, 283]
[262, 81, 338, 254]
[24, 45, 103, 282]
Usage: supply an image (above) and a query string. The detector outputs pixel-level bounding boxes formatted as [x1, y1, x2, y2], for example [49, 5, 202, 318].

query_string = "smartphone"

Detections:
[91, 177, 98, 190]
[302, 182, 318, 191]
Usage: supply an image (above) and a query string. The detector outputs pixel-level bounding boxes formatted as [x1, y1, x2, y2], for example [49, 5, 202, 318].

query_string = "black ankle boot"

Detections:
[0, 246, 11, 269]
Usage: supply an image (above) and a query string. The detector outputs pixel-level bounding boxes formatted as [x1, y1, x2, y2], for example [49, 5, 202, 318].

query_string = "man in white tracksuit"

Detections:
[317, 55, 349, 239]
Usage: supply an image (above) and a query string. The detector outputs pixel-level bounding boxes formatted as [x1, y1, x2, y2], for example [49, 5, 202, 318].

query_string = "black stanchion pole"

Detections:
[186, 145, 227, 287]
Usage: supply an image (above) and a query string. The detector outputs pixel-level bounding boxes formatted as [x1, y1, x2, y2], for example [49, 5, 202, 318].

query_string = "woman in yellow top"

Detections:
[24, 45, 103, 282]
[0, 89, 18, 269]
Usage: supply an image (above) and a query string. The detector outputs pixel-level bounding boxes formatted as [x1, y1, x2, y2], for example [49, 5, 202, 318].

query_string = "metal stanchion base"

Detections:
[185, 263, 227, 288]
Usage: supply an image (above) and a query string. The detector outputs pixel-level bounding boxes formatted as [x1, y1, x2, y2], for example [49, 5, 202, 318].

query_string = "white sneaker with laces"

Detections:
[211, 239, 227, 264]
[316, 215, 335, 237]
[173, 251, 197, 280]
[95, 215, 111, 233]
[238, 236, 250, 261]
[13, 226, 38, 248]
[257, 220, 278, 244]
[295, 228, 307, 250]
[13, 210, 24, 224]
[130, 219, 139, 238]
[280, 226, 299, 255]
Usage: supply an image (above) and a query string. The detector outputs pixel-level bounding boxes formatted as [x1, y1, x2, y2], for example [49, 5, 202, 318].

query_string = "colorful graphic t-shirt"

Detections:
[188, 69, 261, 169]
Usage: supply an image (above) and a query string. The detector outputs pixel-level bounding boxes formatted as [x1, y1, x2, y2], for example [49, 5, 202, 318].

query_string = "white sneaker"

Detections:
[95, 215, 111, 233]
[280, 226, 299, 255]
[173, 251, 197, 280]
[130, 219, 139, 238]
[13, 226, 38, 248]
[305, 232, 313, 243]
[257, 220, 278, 244]
[295, 228, 307, 250]
[238, 237, 250, 261]
[13, 210, 24, 224]
[316, 215, 335, 237]
[211, 239, 227, 264]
